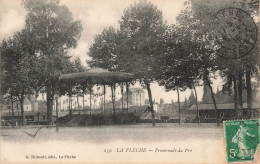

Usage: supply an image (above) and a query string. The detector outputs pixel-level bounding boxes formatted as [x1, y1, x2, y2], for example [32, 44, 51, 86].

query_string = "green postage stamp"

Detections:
[224, 119, 259, 163]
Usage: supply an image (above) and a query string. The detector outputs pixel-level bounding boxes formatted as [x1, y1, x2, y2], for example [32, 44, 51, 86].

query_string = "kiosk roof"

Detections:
[59, 68, 135, 84]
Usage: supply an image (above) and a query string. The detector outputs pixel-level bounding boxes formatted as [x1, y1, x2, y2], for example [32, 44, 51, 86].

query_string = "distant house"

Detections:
[1, 95, 38, 112]
[189, 102, 260, 122]
[1, 110, 57, 125]
[154, 102, 195, 123]
[102, 88, 146, 109]
[23, 97, 31, 111]
[123, 88, 145, 106]
[129, 105, 180, 123]
[0, 95, 48, 125]
[188, 85, 260, 122]
[189, 102, 260, 112]
[1, 101, 18, 113]
[201, 85, 259, 104]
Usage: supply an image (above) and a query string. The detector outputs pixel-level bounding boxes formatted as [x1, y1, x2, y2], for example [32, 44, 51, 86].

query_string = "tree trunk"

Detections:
[192, 83, 200, 124]
[114, 84, 116, 110]
[103, 84, 106, 114]
[204, 76, 219, 126]
[67, 98, 69, 111]
[238, 70, 243, 116]
[38, 111, 40, 125]
[121, 83, 124, 113]
[177, 87, 181, 124]
[233, 76, 238, 111]
[145, 80, 155, 127]
[82, 85, 85, 114]
[77, 95, 80, 115]
[111, 85, 115, 115]
[16, 97, 20, 126]
[46, 85, 53, 125]
[69, 96, 72, 115]
[126, 82, 129, 114]
[83, 94, 85, 114]
[69, 81, 72, 116]
[89, 87, 92, 115]
[11, 94, 15, 127]
[18, 94, 25, 126]
[246, 69, 252, 117]
[77, 95, 79, 109]
[55, 97, 59, 132]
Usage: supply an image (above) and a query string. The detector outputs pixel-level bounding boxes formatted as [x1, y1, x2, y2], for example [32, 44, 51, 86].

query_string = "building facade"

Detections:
[1, 96, 38, 113]
[123, 88, 145, 107]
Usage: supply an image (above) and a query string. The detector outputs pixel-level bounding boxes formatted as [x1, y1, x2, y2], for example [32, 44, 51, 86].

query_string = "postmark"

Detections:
[213, 8, 257, 59]
[224, 119, 259, 163]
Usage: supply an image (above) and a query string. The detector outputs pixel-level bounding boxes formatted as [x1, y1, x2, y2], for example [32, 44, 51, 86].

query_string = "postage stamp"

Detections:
[224, 119, 259, 163]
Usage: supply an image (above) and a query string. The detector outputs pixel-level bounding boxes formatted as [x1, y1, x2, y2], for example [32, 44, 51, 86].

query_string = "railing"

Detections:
[69, 108, 129, 115]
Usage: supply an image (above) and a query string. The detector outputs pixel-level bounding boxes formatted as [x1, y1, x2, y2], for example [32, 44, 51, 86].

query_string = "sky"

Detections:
[0, 0, 223, 104]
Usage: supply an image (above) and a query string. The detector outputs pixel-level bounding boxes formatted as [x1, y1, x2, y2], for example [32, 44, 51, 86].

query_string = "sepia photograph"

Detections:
[0, 0, 259, 163]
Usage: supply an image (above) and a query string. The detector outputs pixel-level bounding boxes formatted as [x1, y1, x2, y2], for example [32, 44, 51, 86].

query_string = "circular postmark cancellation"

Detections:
[213, 8, 258, 59]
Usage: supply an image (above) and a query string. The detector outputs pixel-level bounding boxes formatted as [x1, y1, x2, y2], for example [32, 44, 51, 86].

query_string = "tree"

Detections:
[118, 0, 166, 126]
[173, 0, 247, 125]
[209, 0, 259, 117]
[88, 27, 123, 114]
[22, 0, 83, 124]
[1, 29, 38, 125]
[71, 57, 87, 114]
[88, 27, 121, 71]
[57, 57, 89, 115]
[158, 23, 201, 124]
[177, 0, 259, 122]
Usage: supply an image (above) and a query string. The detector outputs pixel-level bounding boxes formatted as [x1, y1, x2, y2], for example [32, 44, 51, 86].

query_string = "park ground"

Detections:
[0, 123, 259, 163]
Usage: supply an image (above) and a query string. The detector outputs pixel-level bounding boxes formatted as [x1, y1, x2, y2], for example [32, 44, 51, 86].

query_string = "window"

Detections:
[43, 115, 45, 120]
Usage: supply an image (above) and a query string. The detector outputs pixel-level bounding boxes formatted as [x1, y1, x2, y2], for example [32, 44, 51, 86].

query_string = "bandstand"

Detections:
[58, 68, 137, 125]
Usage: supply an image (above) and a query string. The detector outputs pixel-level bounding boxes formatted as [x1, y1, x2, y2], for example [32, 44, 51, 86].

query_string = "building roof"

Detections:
[189, 102, 260, 111]
[60, 67, 135, 84]
[28, 95, 37, 102]
[23, 97, 31, 105]
[129, 88, 145, 93]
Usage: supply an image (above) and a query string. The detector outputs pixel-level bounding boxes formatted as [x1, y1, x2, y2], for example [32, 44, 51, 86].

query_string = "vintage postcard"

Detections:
[0, 0, 259, 163]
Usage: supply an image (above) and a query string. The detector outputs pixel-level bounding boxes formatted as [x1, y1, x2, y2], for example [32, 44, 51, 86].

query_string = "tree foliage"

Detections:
[88, 1, 166, 126]
[1, 29, 39, 125]
[21, 0, 83, 124]
[118, 1, 166, 81]
[88, 27, 121, 71]
[118, 1, 166, 126]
